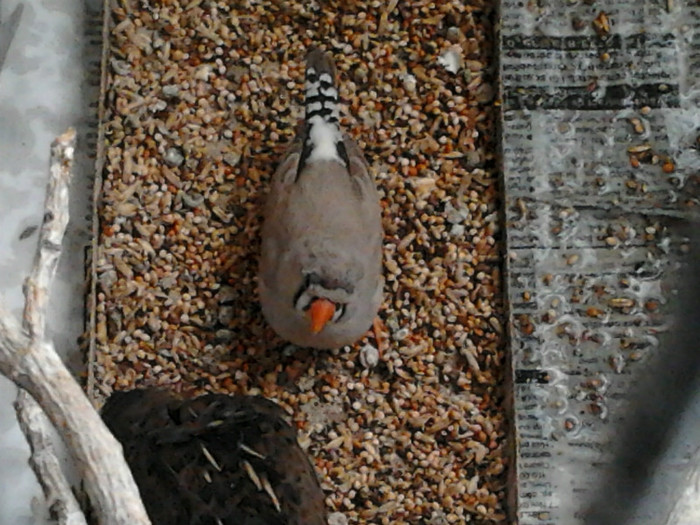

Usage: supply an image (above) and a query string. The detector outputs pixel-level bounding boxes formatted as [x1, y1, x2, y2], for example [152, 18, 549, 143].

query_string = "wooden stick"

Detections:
[15, 390, 87, 525]
[0, 128, 150, 524]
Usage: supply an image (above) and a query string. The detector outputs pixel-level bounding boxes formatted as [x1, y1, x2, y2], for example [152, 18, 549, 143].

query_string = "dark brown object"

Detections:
[101, 389, 328, 525]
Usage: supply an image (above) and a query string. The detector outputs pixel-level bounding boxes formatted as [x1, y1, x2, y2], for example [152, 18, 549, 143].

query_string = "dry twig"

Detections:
[15, 390, 86, 525]
[0, 128, 150, 524]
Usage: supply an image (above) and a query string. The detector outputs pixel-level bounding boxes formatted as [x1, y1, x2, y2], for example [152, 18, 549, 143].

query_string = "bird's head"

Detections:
[294, 271, 354, 334]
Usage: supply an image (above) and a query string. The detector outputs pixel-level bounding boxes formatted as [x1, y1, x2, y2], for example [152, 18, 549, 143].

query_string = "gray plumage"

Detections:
[259, 49, 383, 349]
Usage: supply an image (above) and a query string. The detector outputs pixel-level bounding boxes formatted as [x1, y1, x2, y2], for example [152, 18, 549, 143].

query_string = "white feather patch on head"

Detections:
[306, 115, 344, 164]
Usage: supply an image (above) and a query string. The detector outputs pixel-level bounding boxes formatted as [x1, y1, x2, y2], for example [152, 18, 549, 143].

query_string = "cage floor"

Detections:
[89, 0, 507, 523]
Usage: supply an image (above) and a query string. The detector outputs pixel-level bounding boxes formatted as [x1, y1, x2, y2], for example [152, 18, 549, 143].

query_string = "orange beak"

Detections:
[308, 298, 336, 334]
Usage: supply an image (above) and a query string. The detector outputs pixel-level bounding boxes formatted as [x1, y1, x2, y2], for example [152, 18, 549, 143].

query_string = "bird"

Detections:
[258, 48, 384, 350]
[101, 389, 328, 525]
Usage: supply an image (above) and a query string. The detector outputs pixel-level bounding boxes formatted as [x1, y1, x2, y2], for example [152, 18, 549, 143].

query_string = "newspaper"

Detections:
[501, 1, 700, 523]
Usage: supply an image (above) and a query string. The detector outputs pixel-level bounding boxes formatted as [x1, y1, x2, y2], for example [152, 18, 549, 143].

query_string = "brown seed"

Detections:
[586, 306, 605, 318]
[592, 11, 611, 37]
[608, 297, 635, 309]
[628, 118, 644, 134]
[644, 300, 659, 312]
[518, 314, 535, 335]
[542, 309, 557, 323]
[627, 143, 652, 154]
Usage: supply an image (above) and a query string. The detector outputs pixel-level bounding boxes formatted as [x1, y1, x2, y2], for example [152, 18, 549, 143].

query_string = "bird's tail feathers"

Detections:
[302, 49, 346, 166]
[304, 49, 340, 124]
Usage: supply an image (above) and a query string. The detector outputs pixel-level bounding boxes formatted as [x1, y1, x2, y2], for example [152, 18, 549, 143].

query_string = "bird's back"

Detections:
[101, 389, 328, 525]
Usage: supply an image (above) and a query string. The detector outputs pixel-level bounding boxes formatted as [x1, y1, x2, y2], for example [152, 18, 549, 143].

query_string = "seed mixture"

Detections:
[90, 0, 506, 522]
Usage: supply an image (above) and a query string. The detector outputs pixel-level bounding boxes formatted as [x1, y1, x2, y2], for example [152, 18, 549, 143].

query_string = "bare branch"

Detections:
[22, 127, 75, 343]
[15, 390, 87, 525]
[0, 128, 151, 524]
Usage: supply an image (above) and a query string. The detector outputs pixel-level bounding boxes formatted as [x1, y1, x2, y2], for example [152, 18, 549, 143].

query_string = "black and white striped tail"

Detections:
[304, 49, 339, 124]
[298, 49, 348, 171]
